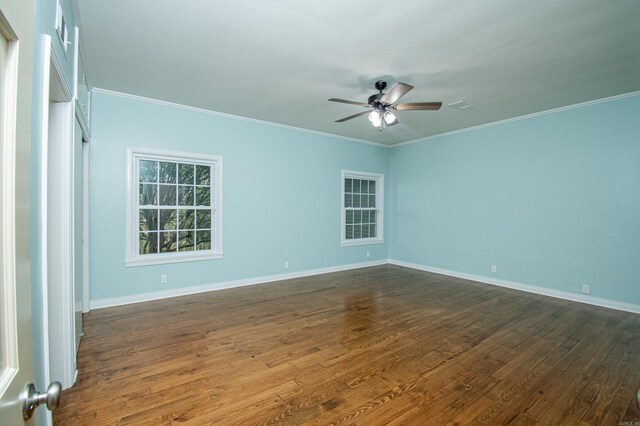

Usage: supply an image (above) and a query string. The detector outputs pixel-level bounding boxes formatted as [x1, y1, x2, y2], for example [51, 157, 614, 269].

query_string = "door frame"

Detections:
[44, 36, 78, 389]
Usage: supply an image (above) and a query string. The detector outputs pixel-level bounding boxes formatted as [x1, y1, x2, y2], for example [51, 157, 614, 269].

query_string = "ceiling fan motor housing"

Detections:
[368, 93, 384, 105]
[374, 80, 387, 92]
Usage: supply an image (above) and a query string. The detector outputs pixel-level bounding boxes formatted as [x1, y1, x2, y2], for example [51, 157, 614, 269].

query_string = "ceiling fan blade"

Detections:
[393, 102, 443, 111]
[328, 98, 370, 107]
[335, 110, 370, 123]
[380, 82, 413, 105]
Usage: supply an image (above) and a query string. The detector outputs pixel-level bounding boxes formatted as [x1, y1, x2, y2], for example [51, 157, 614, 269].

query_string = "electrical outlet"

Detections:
[491, 265, 497, 273]
[582, 284, 590, 295]
[284, 260, 289, 269]
[160, 274, 168, 284]
[366, 251, 371, 258]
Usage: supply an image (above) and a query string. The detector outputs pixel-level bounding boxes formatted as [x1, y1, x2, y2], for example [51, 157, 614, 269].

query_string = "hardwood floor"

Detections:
[54, 265, 640, 425]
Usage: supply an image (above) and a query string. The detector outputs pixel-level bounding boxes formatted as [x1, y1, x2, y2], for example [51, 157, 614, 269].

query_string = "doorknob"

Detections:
[22, 382, 62, 420]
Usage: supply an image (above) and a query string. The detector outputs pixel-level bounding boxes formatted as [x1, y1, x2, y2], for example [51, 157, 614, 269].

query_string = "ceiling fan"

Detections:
[329, 80, 442, 129]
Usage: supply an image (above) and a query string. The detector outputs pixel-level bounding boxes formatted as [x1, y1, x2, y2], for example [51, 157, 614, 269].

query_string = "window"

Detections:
[55, 1, 68, 52]
[126, 147, 223, 266]
[341, 170, 383, 246]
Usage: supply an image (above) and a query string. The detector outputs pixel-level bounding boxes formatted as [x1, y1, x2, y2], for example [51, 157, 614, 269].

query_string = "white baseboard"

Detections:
[388, 259, 640, 314]
[89, 259, 388, 310]
[90, 258, 640, 315]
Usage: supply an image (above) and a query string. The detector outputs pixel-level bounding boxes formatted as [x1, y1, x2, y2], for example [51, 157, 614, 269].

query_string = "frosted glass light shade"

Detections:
[368, 110, 382, 127]
[383, 111, 397, 124]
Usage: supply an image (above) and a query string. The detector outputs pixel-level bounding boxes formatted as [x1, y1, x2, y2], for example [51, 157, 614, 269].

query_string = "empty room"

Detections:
[1, 0, 640, 424]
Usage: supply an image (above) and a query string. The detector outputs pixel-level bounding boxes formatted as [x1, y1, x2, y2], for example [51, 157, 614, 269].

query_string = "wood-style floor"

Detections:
[54, 265, 640, 425]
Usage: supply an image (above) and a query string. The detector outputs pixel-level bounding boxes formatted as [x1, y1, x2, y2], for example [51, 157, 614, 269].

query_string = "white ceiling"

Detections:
[75, 0, 640, 146]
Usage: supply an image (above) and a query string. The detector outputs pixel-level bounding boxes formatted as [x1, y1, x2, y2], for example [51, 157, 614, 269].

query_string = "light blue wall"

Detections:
[90, 92, 639, 307]
[89, 92, 389, 301]
[389, 94, 640, 305]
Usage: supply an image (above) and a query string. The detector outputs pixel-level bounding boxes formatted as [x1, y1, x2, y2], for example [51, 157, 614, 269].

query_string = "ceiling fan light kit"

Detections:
[329, 80, 442, 130]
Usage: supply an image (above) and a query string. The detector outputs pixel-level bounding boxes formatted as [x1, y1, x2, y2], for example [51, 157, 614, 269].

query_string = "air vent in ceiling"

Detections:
[448, 100, 474, 110]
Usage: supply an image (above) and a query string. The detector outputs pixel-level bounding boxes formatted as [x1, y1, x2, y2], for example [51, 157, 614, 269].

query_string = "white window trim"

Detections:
[125, 146, 223, 267]
[341, 170, 384, 247]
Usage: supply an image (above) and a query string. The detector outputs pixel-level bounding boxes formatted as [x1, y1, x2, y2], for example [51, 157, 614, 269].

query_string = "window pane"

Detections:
[178, 230, 194, 251]
[353, 225, 361, 239]
[139, 184, 157, 206]
[344, 194, 352, 208]
[345, 225, 353, 240]
[196, 210, 211, 229]
[196, 230, 211, 250]
[159, 162, 176, 183]
[159, 185, 177, 205]
[196, 165, 211, 185]
[178, 163, 195, 184]
[178, 186, 194, 206]
[345, 178, 352, 193]
[196, 187, 210, 206]
[139, 232, 157, 254]
[341, 175, 381, 242]
[160, 210, 177, 230]
[139, 160, 157, 183]
[159, 231, 177, 252]
[133, 151, 220, 260]
[139, 209, 158, 231]
[346, 210, 353, 225]
[178, 209, 195, 230]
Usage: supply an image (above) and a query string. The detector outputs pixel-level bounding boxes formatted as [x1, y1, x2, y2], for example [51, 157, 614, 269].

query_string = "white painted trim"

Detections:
[388, 259, 640, 315]
[341, 170, 384, 246]
[49, 44, 72, 101]
[90, 259, 388, 310]
[91, 88, 387, 148]
[393, 90, 640, 148]
[46, 97, 76, 389]
[341, 239, 384, 248]
[125, 146, 223, 266]
[81, 140, 90, 312]
[124, 253, 223, 268]
[38, 34, 53, 391]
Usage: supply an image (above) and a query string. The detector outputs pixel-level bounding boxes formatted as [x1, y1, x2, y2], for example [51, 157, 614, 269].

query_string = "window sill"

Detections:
[125, 252, 223, 268]
[341, 239, 384, 247]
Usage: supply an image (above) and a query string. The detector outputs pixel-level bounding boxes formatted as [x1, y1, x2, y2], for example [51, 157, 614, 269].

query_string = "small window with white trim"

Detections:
[341, 170, 384, 246]
[126, 147, 223, 267]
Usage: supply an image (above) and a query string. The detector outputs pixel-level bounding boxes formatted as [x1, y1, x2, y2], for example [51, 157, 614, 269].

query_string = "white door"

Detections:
[0, 0, 37, 424]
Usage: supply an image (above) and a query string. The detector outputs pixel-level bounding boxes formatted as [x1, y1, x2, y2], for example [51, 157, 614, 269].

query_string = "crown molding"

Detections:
[92, 88, 387, 148]
[392, 90, 640, 148]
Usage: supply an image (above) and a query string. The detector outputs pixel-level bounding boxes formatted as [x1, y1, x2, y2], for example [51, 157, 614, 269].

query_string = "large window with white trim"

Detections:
[341, 170, 384, 246]
[126, 147, 223, 266]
